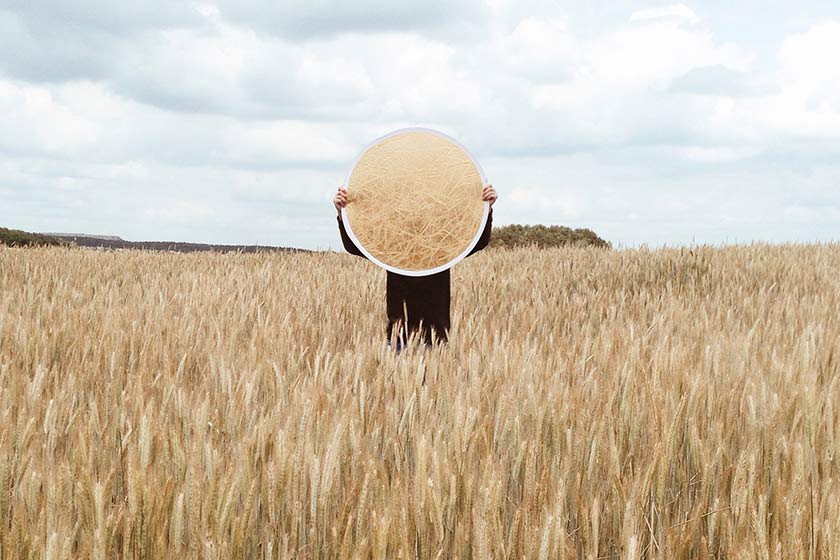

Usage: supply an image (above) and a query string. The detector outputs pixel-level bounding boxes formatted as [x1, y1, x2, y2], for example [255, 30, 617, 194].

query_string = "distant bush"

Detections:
[491, 224, 609, 249]
[0, 227, 66, 247]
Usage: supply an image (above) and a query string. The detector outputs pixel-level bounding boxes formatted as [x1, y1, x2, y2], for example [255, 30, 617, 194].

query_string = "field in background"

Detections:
[1, 244, 839, 559]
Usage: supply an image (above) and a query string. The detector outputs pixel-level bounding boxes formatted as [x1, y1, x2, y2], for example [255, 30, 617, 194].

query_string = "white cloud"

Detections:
[144, 200, 216, 224]
[775, 22, 840, 131]
[508, 187, 584, 218]
[0, 79, 367, 169]
[714, 20, 840, 144]
[668, 145, 762, 163]
[784, 204, 840, 222]
[214, 0, 488, 38]
[629, 4, 701, 26]
[669, 65, 771, 97]
[0, 82, 100, 157]
[491, 18, 577, 83]
[780, 21, 840, 88]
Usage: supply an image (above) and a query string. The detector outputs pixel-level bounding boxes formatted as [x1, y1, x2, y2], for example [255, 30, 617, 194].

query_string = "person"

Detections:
[335, 184, 498, 351]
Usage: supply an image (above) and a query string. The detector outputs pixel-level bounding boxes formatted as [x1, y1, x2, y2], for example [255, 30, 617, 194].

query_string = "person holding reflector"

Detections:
[334, 128, 498, 351]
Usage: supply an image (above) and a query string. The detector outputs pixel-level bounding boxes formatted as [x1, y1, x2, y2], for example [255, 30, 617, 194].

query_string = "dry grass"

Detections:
[1, 243, 839, 559]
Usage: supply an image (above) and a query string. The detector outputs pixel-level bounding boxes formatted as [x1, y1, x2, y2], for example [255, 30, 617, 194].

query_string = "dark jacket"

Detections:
[338, 209, 493, 343]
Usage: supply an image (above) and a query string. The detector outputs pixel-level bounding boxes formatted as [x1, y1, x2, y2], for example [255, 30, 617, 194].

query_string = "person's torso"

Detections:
[386, 269, 450, 325]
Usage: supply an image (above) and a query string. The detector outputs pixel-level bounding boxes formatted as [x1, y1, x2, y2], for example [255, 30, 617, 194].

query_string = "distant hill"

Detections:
[48, 234, 306, 254]
[44, 232, 125, 242]
[2, 228, 304, 253]
[490, 224, 610, 249]
[0, 227, 66, 247]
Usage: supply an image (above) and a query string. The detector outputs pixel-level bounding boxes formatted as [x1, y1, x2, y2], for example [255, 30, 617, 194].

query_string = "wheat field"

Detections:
[1, 244, 839, 559]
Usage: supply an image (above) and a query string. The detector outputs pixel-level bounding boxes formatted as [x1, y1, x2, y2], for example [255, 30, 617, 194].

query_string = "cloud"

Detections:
[0, 3, 202, 83]
[0, 10, 111, 83]
[507, 186, 584, 219]
[784, 204, 840, 222]
[0, 82, 100, 159]
[778, 22, 840, 116]
[513, 17, 753, 156]
[669, 65, 771, 97]
[144, 200, 216, 225]
[214, 0, 488, 39]
[663, 145, 762, 163]
[0, 80, 369, 171]
[724, 21, 840, 143]
[4, 0, 200, 34]
[489, 18, 577, 84]
[629, 4, 701, 26]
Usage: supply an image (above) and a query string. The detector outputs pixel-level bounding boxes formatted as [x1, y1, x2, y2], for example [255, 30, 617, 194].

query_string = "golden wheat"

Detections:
[0, 243, 839, 559]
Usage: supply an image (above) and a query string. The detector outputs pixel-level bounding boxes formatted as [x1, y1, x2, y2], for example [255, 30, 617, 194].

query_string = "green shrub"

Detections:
[491, 224, 609, 249]
[0, 227, 65, 247]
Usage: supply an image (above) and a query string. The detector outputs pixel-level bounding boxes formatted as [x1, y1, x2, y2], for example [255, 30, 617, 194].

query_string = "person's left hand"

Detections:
[482, 184, 498, 207]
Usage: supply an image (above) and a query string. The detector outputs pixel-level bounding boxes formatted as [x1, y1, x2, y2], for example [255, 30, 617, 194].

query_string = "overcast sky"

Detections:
[1, 1, 838, 249]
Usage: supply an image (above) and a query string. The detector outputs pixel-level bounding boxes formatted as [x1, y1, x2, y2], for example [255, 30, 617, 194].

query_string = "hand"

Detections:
[482, 184, 498, 207]
[334, 186, 348, 214]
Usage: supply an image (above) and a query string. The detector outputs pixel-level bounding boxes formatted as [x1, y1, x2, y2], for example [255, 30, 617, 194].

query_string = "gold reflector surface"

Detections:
[343, 129, 487, 276]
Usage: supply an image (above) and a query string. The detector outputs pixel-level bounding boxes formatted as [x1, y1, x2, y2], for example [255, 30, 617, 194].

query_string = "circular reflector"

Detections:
[342, 128, 489, 276]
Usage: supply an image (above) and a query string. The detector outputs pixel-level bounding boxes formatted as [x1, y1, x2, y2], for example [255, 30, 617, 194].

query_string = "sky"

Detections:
[1, 1, 839, 250]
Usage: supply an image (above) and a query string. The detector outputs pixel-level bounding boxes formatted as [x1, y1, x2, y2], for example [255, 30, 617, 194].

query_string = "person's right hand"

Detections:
[334, 186, 348, 214]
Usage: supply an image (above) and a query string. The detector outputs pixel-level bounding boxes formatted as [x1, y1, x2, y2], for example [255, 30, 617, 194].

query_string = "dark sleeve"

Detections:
[466, 208, 493, 257]
[337, 215, 368, 258]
